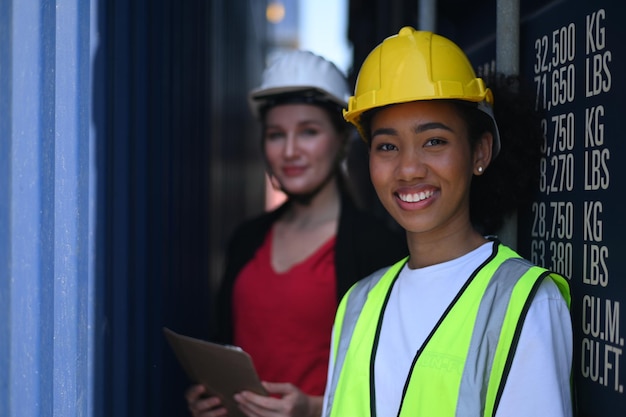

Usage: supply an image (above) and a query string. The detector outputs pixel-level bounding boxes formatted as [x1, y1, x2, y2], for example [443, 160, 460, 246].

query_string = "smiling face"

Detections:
[263, 103, 345, 199]
[369, 100, 492, 240]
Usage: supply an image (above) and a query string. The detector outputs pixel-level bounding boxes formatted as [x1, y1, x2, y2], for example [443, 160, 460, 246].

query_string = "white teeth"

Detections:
[398, 190, 434, 203]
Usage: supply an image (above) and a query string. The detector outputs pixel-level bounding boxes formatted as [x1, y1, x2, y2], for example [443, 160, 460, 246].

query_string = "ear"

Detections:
[473, 132, 493, 175]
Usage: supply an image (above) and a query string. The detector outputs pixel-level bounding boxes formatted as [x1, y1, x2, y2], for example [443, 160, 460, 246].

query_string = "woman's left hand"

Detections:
[234, 382, 322, 417]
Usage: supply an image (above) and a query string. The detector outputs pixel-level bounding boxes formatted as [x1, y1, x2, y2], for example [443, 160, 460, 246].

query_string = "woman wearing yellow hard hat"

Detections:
[322, 27, 573, 417]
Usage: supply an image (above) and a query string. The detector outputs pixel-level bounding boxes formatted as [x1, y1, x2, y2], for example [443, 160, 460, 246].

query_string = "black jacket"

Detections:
[214, 195, 408, 343]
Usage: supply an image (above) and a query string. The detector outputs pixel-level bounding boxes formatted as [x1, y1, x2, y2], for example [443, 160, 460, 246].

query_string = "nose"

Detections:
[283, 134, 297, 158]
[398, 148, 427, 180]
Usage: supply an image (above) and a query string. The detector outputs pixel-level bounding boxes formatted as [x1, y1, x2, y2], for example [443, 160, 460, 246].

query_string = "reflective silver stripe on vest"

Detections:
[325, 257, 540, 417]
[325, 265, 392, 417]
[456, 257, 535, 415]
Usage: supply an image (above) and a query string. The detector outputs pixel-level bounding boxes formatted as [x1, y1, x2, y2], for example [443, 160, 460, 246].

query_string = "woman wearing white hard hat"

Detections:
[185, 50, 407, 417]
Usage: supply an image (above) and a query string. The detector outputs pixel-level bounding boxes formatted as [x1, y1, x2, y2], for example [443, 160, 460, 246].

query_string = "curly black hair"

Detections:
[470, 73, 544, 235]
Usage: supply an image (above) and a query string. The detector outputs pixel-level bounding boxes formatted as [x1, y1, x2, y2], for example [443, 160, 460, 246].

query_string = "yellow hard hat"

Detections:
[344, 27, 500, 155]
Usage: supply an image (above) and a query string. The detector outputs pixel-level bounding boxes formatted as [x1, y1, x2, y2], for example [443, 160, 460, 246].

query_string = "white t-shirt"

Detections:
[323, 242, 573, 417]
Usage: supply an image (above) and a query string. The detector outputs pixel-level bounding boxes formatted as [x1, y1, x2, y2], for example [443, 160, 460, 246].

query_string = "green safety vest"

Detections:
[325, 243, 570, 417]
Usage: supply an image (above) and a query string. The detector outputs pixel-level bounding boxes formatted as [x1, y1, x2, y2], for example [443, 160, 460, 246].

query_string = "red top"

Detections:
[232, 228, 337, 396]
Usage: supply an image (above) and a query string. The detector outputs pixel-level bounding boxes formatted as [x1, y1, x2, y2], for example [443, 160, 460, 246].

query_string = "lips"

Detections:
[282, 166, 307, 176]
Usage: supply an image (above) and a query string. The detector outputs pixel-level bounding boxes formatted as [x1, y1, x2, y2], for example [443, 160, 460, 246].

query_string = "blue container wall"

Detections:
[94, 1, 265, 416]
[0, 1, 95, 416]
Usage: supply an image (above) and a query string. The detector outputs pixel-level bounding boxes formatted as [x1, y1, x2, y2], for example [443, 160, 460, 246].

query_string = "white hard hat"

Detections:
[248, 50, 350, 118]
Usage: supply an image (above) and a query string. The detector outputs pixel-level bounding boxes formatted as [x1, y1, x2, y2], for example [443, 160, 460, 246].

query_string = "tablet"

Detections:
[163, 327, 268, 417]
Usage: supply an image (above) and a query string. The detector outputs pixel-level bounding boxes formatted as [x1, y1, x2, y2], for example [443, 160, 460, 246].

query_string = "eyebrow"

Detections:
[371, 127, 397, 137]
[371, 121, 454, 138]
[265, 119, 323, 130]
[414, 122, 454, 133]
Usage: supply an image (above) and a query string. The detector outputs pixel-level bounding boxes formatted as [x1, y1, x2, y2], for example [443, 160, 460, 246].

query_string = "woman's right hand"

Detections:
[185, 384, 228, 417]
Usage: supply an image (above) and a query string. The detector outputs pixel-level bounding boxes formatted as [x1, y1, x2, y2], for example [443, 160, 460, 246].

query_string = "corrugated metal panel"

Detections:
[0, 1, 96, 417]
[94, 0, 266, 416]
